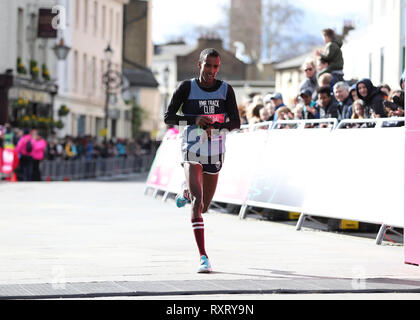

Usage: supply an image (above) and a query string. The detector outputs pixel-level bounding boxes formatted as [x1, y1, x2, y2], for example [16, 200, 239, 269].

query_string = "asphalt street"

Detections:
[0, 175, 420, 300]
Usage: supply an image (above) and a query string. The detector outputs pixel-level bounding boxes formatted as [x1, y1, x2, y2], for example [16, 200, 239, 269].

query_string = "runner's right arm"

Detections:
[164, 81, 198, 126]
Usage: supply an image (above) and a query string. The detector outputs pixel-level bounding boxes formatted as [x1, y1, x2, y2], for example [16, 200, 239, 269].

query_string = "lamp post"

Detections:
[163, 66, 170, 114]
[103, 44, 113, 142]
[102, 44, 122, 142]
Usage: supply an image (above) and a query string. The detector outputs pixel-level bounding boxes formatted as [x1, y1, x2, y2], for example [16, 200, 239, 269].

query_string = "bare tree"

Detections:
[262, 0, 306, 62]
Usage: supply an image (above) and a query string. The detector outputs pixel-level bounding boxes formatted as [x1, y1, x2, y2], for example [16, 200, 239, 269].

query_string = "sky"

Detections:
[152, 0, 369, 45]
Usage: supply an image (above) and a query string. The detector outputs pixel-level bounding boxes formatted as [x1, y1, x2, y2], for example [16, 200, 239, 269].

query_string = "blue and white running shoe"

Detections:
[175, 193, 188, 208]
[197, 255, 212, 273]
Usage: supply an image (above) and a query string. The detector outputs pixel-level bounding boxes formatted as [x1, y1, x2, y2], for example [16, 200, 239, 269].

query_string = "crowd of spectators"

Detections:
[238, 28, 406, 128]
[0, 124, 152, 181]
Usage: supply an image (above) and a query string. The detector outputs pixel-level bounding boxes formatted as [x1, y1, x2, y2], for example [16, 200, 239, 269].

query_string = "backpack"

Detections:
[26, 139, 33, 153]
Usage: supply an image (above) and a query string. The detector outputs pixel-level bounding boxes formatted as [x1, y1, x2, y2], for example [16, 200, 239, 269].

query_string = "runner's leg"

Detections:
[202, 173, 219, 213]
[184, 162, 208, 258]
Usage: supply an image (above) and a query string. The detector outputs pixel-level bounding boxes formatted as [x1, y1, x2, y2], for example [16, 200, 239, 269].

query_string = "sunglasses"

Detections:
[305, 68, 313, 72]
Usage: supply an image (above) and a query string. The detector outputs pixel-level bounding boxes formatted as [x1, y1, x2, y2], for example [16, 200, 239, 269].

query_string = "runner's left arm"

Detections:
[211, 85, 240, 132]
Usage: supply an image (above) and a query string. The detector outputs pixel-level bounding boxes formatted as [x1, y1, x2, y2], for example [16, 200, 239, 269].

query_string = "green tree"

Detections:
[129, 99, 147, 139]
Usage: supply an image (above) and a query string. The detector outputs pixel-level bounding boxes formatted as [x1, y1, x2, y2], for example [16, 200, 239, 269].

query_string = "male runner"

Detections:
[164, 48, 240, 273]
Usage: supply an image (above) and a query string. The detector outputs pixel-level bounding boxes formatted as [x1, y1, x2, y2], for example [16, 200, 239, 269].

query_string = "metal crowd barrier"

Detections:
[39, 154, 155, 181]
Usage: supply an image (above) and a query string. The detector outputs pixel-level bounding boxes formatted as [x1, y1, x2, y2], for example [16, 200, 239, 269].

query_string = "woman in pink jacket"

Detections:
[31, 131, 47, 181]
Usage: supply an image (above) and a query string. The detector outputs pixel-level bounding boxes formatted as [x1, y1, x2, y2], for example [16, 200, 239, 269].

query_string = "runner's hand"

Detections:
[195, 116, 213, 127]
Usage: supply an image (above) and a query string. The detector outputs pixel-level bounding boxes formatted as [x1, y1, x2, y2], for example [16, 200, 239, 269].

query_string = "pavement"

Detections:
[1, 175, 420, 300]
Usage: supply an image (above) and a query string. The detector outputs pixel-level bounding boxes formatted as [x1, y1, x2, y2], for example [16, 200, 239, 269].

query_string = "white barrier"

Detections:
[146, 119, 405, 242]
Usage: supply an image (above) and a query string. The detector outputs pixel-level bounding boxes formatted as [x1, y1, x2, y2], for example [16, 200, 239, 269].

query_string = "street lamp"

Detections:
[163, 66, 170, 110]
[103, 44, 113, 141]
[102, 44, 122, 142]
[52, 38, 71, 61]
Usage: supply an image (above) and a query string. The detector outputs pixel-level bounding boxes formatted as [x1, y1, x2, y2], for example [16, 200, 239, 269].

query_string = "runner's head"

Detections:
[198, 48, 221, 86]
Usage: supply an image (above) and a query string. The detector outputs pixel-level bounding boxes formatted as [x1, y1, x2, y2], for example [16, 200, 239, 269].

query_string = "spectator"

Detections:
[237, 103, 248, 125]
[315, 28, 344, 81]
[31, 131, 47, 181]
[349, 83, 358, 102]
[299, 88, 318, 119]
[300, 58, 319, 101]
[349, 100, 367, 128]
[259, 106, 271, 122]
[351, 100, 365, 119]
[85, 136, 94, 160]
[263, 94, 275, 121]
[64, 136, 76, 160]
[271, 93, 285, 112]
[318, 73, 333, 89]
[46, 138, 59, 160]
[384, 90, 405, 118]
[380, 84, 392, 100]
[117, 139, 127, 158]
[275, 106, 294, 121]
[356, 78, 387, 118]
[294, 104, 304, 120]
[316, 86, 340, 120]
[271, 93, 286, 122]
[248, 103, 264, 125]
[400, 70, 405, 90]
[0, 133, 19, 180]
[15, 128, 36, 181]
[333, 81, 353, 120]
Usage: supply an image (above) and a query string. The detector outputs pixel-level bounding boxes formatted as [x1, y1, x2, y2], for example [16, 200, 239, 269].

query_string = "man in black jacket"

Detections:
[316, 86, 341, 121]
[333, 81, 353, 120]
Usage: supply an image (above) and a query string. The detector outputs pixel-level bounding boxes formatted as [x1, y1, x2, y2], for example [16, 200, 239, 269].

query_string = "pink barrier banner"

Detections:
[146, 136, 182, 191]
[405, 0, 420, 265]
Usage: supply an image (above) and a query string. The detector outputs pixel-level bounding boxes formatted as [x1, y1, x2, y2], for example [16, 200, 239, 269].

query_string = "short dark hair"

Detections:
[199, 48, 220, 63]
[322, 28, 336, 40]
[317, 86, 332, 96]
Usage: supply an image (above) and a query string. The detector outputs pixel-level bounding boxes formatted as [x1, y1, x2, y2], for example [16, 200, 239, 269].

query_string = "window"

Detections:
[380, 47, 385, 83]
[17, 8, 24, 58]
[101, 59, 105, 92]
[102, 5, 106, 39]
[83, 53, 87, 93]
[93, 1, 98, 36]
[91, 57, 96, 92]
[75, 0, 79, 29]
[115, 12, 120, 45]
[84, 0, 89, 32]
[73, 50, 79, 92]
[369, 53, 372, 80]
[109, 8, 114, 43]
[77, 115, 86, 136]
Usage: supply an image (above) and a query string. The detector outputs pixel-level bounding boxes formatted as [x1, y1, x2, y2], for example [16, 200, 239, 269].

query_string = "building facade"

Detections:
[122, 0, 160, 140]
[342, 0, 406, 89]
[0, 0, 132, 140]
[58, 0, 130, 139]
[0, 0, 60, 128]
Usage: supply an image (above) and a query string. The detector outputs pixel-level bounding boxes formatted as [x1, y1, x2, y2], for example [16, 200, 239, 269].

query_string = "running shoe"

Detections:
[197, 255, 212, 273]
[175, 182, 190, 208]
[175, 193, 188, 208]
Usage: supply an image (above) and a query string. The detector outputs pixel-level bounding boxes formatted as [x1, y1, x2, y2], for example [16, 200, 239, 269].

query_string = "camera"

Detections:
[383, 100, 399, 111]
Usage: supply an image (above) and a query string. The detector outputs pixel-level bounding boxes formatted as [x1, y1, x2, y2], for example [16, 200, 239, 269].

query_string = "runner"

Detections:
[164, 48, 240, 273]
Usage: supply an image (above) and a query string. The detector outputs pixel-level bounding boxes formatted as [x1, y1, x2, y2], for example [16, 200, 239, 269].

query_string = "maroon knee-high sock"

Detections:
[191, 218, 207, 258]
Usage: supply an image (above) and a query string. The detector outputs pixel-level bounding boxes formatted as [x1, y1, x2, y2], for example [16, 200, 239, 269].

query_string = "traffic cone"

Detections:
[46, 175, 51, 182]
[63, 177, 69, 182]
[11, 173, 17, 182]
